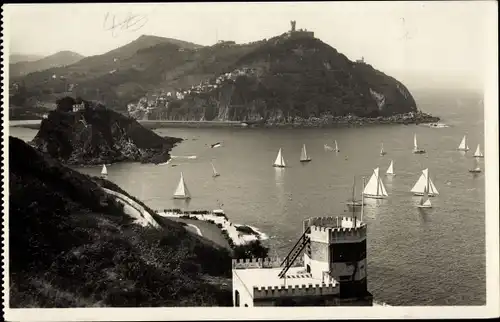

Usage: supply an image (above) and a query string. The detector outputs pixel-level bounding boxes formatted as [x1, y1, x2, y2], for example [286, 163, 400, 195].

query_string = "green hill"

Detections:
[13, 33, 423, 121]
[9, 136, 233, 307]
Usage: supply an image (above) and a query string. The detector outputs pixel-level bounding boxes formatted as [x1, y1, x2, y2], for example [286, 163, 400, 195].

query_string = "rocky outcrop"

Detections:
[31, 97, 182, 165]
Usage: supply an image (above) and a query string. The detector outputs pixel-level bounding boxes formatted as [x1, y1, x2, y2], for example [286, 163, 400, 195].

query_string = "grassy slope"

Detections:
[9, 136, 232, 307]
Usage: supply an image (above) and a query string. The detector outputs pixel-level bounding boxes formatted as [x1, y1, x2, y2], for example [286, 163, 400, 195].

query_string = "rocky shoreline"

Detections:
[247, 111, 440, 128]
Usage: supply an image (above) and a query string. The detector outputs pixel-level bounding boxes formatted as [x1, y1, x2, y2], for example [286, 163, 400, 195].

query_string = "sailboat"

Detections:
[101, 164, 108, 177]
[334, 140, 340, 152]
[410, 168, 439, 197]
[412, 134, 426, 154]
[347, 176, 365, 208]
[173, 172, 191, 199]
[363, 167, 389, 199]
[300, 144, 312, 162]
[468, 157, 482, 173]
[211, 162, 220, 177]
[473, 144, 484, 158]
[324, 144, 334, 152]
[417, 186, 432, 208]
[457, 135, 469, 151]
[273, 148, 286, 168]
[380, 143, 387, 156]
[386, 160, 395, 176]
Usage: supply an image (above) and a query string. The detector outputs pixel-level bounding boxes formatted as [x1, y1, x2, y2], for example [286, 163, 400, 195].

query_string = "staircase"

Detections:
[278, 226, 311, 278]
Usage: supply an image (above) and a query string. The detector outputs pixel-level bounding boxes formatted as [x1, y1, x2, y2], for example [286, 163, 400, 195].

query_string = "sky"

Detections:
[5, 2, 497, 90]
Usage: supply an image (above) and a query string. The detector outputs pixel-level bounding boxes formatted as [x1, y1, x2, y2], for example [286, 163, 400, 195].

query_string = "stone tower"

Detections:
[303, 216, 370, 302]
[291, 20, 296, 32]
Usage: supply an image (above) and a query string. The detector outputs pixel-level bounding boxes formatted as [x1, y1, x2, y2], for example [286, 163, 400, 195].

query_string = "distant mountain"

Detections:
[14, 32, 421, 121]
[10, 53, 45, 64]
[10, 51, 85, 77]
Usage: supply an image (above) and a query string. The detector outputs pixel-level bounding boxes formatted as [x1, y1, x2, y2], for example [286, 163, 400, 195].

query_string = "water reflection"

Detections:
[362, 197, 386, 219]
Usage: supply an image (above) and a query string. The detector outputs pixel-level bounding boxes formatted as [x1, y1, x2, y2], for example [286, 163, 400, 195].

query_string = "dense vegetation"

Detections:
[11, 34, 421, 122]
[9, 136, 235, 307]
[31, 97, 183, 165]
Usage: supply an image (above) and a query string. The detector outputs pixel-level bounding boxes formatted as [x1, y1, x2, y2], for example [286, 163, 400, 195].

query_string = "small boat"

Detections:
[299, 144, 312, 162]
[347, 176, 365, 208]
[411, 168, 439, 197]
[324, 144, 334, 152]
[211, 142, 222, 148]
[380, 143, 387, 156]
[273, 148, 286, 168]
[427, 122, 449, 128]
[457, 135, 469, 151]
[334, 140, 340, 152]
[173, 172, 191, 199]
[417, 187, 432, 208]
[101, 164, 108, 177]
[412, 134, 426, 154]
[386, 160, 395, 176]
[211, 161, 220, 177]
[473, 144, 484, 158]
[363, 167, 389, 199]
[469, 157, 482, 173]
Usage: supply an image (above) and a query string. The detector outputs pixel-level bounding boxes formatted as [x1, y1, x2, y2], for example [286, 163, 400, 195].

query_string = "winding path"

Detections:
[102, 188, 162, 229]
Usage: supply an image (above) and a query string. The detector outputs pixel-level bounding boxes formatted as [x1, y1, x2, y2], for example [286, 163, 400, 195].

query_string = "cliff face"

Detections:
[142, 37, 418, 122]
[31, 98, 182, 165]
[9, 136, 232, 307]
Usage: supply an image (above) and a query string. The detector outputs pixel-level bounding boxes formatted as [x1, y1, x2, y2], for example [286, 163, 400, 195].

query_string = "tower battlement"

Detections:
[253, 282, 339, 299]
[232, 257, 282, 269]
[305, 216, 367, 243]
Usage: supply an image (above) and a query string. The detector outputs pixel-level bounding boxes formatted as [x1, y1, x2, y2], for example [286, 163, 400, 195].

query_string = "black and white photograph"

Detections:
[2, 1, 499, 320]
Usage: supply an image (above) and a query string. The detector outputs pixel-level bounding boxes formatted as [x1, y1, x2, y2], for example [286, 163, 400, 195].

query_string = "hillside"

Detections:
[9, 136, 233, 307]
[9, 53, 45, 64]
[31, 97, 183, 165]
[13, 32, 431, 123]
[10, 51, 85, 77]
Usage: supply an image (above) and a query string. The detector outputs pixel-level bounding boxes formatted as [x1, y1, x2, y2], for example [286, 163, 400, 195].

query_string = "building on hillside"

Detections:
[356, 56, 365, 64]
[72, 103, 85, 112]
[232, 216, 372, 307]
[287, 20, 315, 39]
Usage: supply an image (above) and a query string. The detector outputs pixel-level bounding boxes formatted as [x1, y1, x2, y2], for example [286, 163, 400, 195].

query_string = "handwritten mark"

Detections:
[103, 12, 149, 37]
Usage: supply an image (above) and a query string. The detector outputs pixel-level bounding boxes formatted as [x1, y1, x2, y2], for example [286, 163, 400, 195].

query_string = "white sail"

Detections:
[411, 171, 427, 194]
[378, 176, 389, 196]
[386, 160, 394, 175]
[380, 143, 385, 155]
[411, 168, 439, 196]
[300, 144, 309, 161]
[173, 172, 191, 199]
[335, 140, 339, 151]
[471, 157, 481, 172]
[101, 164, 108, 175]
[474, 144, 483, 157]
[458, 135, 469, 151]
[414, 134, 418, 149]
[211, 162, 220, 177]
[273, 148, 286, 167]
[363, 167, 388, 198]
[419, 187, 432, 208]
[422, 198, 432, 207]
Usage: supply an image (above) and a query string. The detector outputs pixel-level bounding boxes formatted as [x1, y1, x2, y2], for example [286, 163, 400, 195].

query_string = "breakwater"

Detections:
[158, 209, 268, 247]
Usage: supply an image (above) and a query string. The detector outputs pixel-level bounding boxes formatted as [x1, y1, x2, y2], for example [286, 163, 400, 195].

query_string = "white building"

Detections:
[232, 216, 373, 307]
